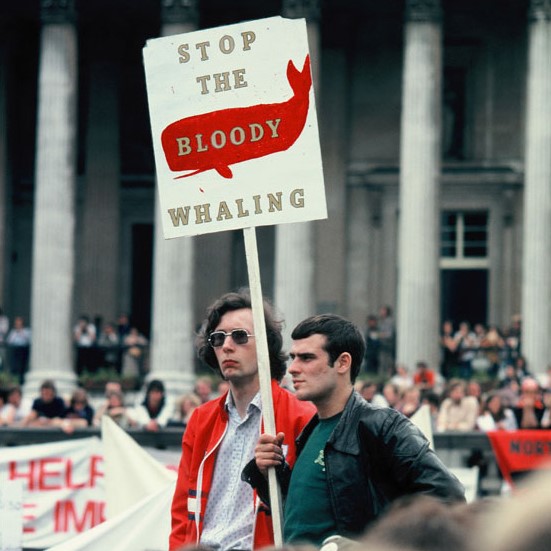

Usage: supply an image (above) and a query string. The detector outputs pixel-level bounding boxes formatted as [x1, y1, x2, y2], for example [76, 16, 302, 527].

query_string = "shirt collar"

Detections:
[225, 389, 262, 415]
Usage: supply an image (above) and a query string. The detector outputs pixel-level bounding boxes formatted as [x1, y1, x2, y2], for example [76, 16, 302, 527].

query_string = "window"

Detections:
[440, 211, 488, 268]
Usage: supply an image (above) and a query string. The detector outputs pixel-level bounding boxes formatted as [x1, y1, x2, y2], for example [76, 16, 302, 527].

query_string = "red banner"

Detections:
[487, 430, 551, 486]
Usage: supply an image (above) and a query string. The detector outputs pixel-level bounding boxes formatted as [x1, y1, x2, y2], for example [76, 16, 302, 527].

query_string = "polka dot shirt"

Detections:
[200, 391, 262, 551]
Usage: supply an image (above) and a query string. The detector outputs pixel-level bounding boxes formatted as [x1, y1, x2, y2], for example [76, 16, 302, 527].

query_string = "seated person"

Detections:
[477, 391, 517, 432]
[131, 379, 171, 431]
[436, 379, 479, 432]
[22, 379, 67, 427]
[413, 361, 436, 391]
[167, 392, 201, 428]
[64, 388, 95, 427]
[0, 385, 32, 426]
[93, 387, 136, 429]
[513, 377, 546, 429]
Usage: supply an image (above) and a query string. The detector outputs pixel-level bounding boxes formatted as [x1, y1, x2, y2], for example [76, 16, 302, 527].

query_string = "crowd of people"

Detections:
[0, 308, 152, 386]
[0, 375, 229, 433]
[1, 292, 550, 551]
[358, 310, 551, 433]
[1, 302, 549, 438]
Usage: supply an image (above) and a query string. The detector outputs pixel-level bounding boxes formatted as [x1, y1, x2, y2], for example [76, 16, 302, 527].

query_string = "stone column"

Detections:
[25, 0, 78, 396]
[276, 0, 321, 345]
[521, 0, 551, 376]
[78, 31, 121, 325]
[147, 0, 199, 396]
[396, 0, 443, 371]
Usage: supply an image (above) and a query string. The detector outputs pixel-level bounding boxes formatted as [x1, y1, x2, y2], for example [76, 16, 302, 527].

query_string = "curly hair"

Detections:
[196, 288, 287, 382]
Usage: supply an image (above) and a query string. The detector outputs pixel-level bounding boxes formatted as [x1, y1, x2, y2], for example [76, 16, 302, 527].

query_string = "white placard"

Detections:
[0, 479, 23, 551]
[143, 16, 327, 238]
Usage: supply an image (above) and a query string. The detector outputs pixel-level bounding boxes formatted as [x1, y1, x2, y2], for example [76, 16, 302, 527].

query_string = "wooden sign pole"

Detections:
[243, 226, 284, 547]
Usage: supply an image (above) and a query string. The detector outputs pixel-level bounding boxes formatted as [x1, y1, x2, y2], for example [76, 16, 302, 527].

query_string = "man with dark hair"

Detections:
[245, 313, 465, 547]
[169, 289, 315, 551]
[22, 379, 67, 426]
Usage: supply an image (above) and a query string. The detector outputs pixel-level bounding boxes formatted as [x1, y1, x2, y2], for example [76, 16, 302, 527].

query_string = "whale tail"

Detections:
[287, 54, 312, 99]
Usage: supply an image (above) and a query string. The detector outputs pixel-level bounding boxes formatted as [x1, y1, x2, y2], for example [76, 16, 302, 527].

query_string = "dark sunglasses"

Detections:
[208, 329, 255, 348]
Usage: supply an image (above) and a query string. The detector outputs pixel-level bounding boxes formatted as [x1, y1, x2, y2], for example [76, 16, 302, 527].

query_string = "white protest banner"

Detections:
[143, 16, 327, 239]
[0, 438, 105, 550]
[46, 418, 178, 551]
[101, 416, 176, 519]
[46, 482, 176, 551]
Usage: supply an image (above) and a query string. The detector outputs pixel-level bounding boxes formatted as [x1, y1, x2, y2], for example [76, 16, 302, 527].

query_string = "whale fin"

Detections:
[287, 54, 311, 98]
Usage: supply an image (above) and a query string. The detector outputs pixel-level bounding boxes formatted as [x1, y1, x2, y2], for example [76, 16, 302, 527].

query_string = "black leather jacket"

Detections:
[243, 391, 465, 538]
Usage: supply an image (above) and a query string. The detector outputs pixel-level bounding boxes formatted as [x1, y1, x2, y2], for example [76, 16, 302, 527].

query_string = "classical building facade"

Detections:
[1, 0, 550, 395]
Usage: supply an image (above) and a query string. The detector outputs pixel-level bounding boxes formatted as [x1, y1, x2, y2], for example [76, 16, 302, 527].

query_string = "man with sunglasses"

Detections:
[245, 314, 465, 547]
[169, 289, 315, 551]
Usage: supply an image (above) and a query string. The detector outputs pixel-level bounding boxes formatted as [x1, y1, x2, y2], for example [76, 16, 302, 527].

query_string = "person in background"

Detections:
[513, 377, 545, 429]
[476, 391, 517, 432]
[479, 325, 505, 377]
[0, 385, 31, 426]
[168, 392, 202, 428]
[440, 319, 458, 379]
[132, 378, 171, 431]
[121, 327, 148, 379]
[398, 385, 422, 418]
[194, 375, 215, 403]
[360, 494, 473, 551]
[358, 380, 389, 408]
[247, 313, 464, 548]
[413, 361, 436, 391]
[73, 314, 97, 375]
[436, 379, 479, 432]
[117, 312, 131, 341]
[93, 385, 136, 429]
[64, 388, 95, 427]
[536, 364, 551, 391]
[390, 363, 413, 393]
[453, 322, 476, 380]
[6, 315, 31, 384]
[382, 382, 401, 409]
[22, 379, 67, 427]
[169, 289, 315, 551]
[97, 321, 121, 371]
[467, 380, 483, 405]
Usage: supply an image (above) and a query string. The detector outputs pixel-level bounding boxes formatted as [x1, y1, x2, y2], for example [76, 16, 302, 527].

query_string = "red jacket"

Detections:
[169, 380, 315, 550]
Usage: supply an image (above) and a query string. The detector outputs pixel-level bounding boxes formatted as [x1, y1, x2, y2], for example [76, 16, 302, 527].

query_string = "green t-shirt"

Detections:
[283, 412, 342, 546]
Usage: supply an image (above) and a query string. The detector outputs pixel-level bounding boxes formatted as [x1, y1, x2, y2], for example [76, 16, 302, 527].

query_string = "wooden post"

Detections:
[243, 226, 284, 547]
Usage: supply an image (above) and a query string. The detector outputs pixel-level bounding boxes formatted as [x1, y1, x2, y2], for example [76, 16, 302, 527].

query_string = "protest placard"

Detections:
[143, 15, 326, 239]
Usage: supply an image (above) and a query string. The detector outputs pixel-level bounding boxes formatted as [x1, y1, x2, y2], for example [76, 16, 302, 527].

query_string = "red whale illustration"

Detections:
[161, 54, 312, 179]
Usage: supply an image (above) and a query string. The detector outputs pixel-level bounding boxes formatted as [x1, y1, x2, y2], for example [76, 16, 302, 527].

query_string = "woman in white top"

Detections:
[477, 391, 517, 432]
[130, 379, 172, 431]
[0, 385, 32, 426]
